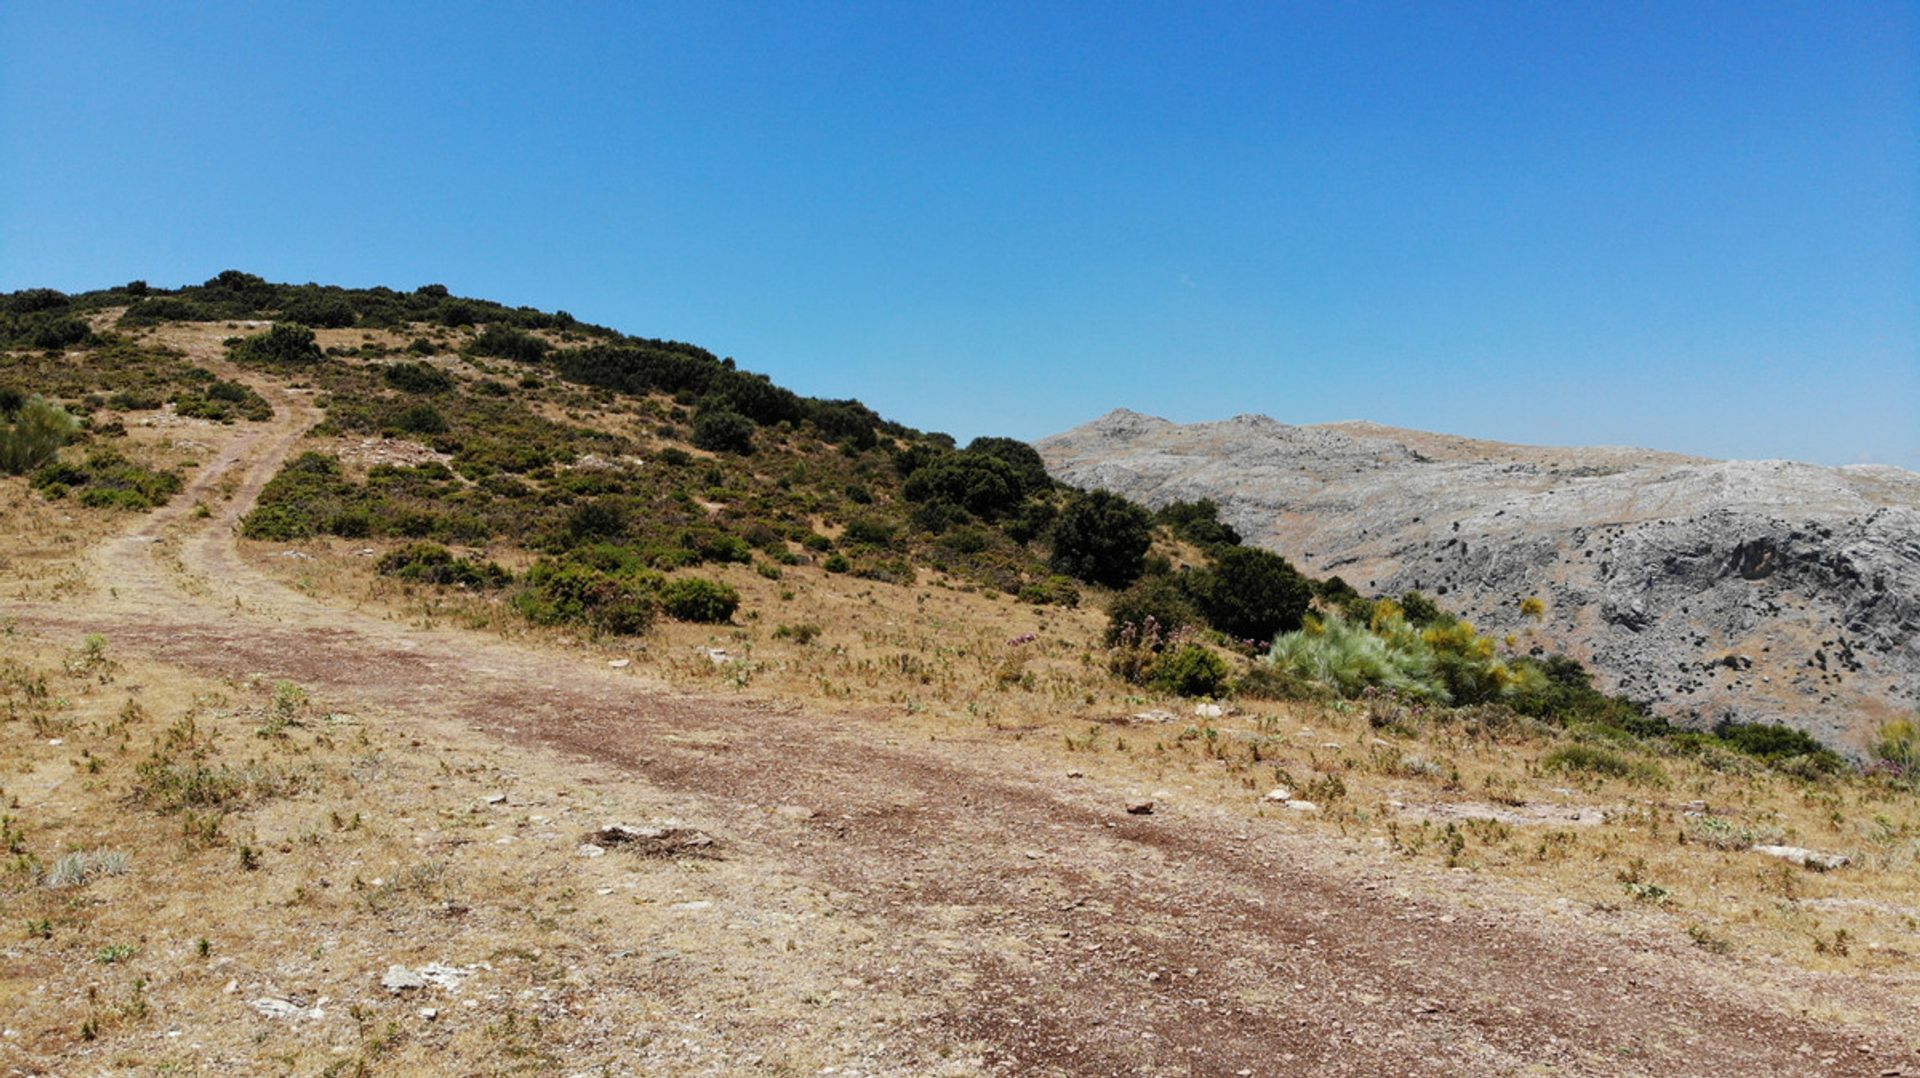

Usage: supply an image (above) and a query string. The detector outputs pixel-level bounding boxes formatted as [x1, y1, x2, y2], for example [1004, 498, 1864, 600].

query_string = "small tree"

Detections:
[0, 396, 78, 475]
[1051, 489, 1152, 589]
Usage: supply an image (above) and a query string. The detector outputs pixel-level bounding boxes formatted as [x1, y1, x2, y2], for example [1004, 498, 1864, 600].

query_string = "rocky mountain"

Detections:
[1038, 409, 1920, 752]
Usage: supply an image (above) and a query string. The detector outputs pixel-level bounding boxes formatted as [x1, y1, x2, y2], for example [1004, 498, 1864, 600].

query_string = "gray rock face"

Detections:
[1038, 409, 1920, 753]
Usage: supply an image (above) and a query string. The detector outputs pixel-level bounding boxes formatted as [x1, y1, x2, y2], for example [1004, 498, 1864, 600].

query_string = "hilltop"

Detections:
[1039, 408, 1920, 752]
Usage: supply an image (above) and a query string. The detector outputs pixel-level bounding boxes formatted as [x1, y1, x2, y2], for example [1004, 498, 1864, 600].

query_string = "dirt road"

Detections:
[5, 386, 1912, 1076]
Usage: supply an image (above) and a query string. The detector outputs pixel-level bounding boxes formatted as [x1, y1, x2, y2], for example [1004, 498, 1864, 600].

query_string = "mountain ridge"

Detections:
[1039, 408, 1920, 751]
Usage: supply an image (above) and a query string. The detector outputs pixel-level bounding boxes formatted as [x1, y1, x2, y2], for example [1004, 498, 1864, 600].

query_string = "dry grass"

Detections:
[238, 530, 1920, 980]
[0, 637, 983, 1075]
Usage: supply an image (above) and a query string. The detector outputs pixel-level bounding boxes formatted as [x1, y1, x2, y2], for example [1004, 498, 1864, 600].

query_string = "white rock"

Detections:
[416, 963, 475, 990]
[1193, 703, 1225, 719]
[484, 793, 507, 805]
[383, 965, 428, 992]
[608, 658, 630, 669]
[248, 998, 314, 1020]
[1262, 787, 1294, 803]
[418, 1008, 439, 1021]
[1750, 844, 1850, 871]
[1284, 800, 1321, 812]
[578, 843, 606, 858]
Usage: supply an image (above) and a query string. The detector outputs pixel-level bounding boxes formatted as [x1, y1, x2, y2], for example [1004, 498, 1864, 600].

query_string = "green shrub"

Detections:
[903, 453, 1024, 520]
[1051, 489, 1153, 588]
[660, 577, 740, 623]
[1542, 743, 1665, 785]
[1018, 575, 1080, 607]
[173, 379, 272, 423]
[0, 396, 79, 475]
[1712, 721, 1843, 770]
[376, 543, 509, 589]
[1267, 614, 1442, 701]
[1104, 576, 1202, 646]
[387, 403, 448, 435]
[1153, 644, 1230, 697]
[513, 560, 655, 635]
[692, 410, 756, 454]
[823, 553, 851, 573]
[229, 323, 323, 365]
[1183, 545, 1312, 641]
[678, 527, 752, 564]
[382, 361, 453, 394]
[277, 295, 356, 328]
[565, 498, 630, 541]
[940, 527, 990, 554]
[843, 517, 896, 547]
[1265, 609, 1547, 707]
[468, 324, 550, 363]
[1155, 498, 1241, 546]
[961, 437, 1051, 497]
[31, 448, 181, 510]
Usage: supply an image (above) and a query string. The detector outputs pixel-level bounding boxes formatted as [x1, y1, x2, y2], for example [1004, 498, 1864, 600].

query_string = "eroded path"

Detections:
[4, 384, 1911, 1076]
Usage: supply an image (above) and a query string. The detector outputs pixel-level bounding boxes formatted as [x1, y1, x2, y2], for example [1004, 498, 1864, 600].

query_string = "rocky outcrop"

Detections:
[1038, 410, 1920, 753]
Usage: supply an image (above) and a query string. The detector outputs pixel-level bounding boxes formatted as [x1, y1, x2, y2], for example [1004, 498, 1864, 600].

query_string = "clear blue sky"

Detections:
[4, 3, 1915, 466]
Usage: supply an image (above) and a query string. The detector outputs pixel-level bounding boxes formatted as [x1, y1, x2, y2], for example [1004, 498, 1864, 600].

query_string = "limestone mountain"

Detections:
[1038, 409, 1920, 752]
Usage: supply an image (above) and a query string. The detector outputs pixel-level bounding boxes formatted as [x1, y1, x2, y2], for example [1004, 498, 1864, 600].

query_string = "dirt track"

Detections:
[5, 386, 1914, 1076]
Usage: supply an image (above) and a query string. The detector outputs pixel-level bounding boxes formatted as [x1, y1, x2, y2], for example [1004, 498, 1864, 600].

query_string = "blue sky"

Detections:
[3, 2, 1914, 466]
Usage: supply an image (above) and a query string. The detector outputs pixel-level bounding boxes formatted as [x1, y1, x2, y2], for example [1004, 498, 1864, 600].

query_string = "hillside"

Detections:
[1038, 409, 1920, 752]
[4, 277, 1919, 1073]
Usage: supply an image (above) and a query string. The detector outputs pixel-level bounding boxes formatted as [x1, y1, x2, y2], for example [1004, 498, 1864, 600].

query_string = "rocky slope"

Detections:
[1039, 409, 1920, 752]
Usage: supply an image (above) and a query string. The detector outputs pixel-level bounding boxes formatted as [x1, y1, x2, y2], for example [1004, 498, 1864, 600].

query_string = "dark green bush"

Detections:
[903, 454, 1023, 520]
[1104, 576, 1204, 647]
[31, 448, 181, 510]
[1051, 489, 1153, 588]
[660, 577, 740, 623]
[1398, 590, 1445, 626]
[678, 527, 752, 564]
[230, 323, 323, 365]
[1183, 545, 1313, 641]
[843, 517, 896, 548]
[278, 295, 356, 328]
[1712, 721, 1844, 772]
[513, 560, 656, 635]
[468, 324, 550, 363]
[565, 498, 630, 541]
[376, 543, 509, 589]
[692, 410, 756, 454]
[1156, 499, 1242, 546]
[383, 361, 453, 394]
[962, 437, 1050, 497]
[388, 403, 448, 435]
[1153, 644, 1230, 697]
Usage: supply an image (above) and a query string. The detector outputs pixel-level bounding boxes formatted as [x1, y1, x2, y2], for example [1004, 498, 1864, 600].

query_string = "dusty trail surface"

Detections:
[5, 386, 1911, 1076]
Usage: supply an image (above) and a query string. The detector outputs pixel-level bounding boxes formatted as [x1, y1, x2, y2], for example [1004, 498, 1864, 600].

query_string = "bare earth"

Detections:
[6, 385, 1916, 1075]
